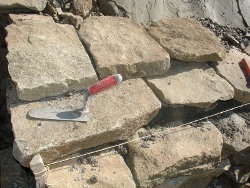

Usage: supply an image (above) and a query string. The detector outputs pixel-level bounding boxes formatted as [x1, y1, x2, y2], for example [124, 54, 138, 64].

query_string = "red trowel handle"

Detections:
[84, 74, 122, 96]
[241, 58, 250, 79]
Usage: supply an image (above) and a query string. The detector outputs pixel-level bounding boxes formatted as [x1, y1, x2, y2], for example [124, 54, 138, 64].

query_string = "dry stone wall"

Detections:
[0, 0, 250, 187]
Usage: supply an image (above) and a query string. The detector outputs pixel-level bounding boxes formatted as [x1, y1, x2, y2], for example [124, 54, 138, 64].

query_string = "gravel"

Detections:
[197, 17, 250, 51]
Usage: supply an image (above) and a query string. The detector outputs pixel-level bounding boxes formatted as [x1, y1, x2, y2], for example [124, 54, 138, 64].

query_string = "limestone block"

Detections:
[145, 18, 226, 62]
[147, 60, 234, 108]
[212, 113, 250, 159]
[46, 151, 136, 188]
[211, 49, 250, 103]
[6, 15, 98, 101]
[0, 0, 47, 12]
[73, 0, 93, 18]
[10, 79, 161, 167]
[128, 121, 223, 188]
[8, 14, 54, 24]
[78, 16, 170, 79]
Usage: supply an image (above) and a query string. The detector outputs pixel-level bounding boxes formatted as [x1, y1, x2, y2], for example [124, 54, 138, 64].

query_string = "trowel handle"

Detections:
[241, 58, 250, 78]
[84, 74, 123, 96]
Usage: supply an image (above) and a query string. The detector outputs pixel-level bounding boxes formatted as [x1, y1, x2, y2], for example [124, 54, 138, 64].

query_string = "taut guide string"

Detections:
[37, 102, 250, 185]
[46, 102, 250, 167]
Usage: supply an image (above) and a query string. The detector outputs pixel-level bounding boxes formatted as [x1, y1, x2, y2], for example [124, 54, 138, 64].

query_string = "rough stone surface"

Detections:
[147, 60, 234, 108]
[113, 0, 246, 28]
[6, 15, 98, 101]
[46, 151, 136, 188]
[8, 14, 54, 24]
[0, 0, 47, 12]
[73, 0, 93, 18]
[128, 121, 223, 188]
[0, 148, 35, 187]
[145, 18, 226, 62]
[156, 159, 230, 188]
[239, 0, 250, 27]
[211, 49, 250, 103]
[60, 12, 83, 29]
[78, 16, 170, 79]
[9, 79, 161, 167]
[244, 45, 250, 56]
[211, 113, 250, 159]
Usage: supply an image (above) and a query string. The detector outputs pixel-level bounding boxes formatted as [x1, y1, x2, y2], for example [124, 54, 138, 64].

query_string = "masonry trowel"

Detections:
[28, 74, 123, 122]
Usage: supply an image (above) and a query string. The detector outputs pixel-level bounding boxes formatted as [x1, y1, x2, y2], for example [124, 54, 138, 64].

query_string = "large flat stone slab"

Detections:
[78, 16, 170, 79]
[211, 49, 250, 103]
[145, 18, 226, 62]
[6, 15, 98, 101]
[46, 151, 136, 188]
[127, 121, 223, 188]
[147, 60, 234, 108]
[10, 79, 161, 167]
[0, 0, 47, 12]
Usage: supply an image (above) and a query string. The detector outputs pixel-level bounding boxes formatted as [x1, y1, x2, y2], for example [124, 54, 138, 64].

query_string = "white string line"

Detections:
[34, 166, 49, 180]
[33, 168, 47, 175]
[46, 179, 63, 186]
[46, 102, 250, 167]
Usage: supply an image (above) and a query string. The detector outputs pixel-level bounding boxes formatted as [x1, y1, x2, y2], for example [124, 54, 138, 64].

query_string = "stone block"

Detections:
[127, 121, 223, 187]
[10, 79, 161, 167]
[211, 49, 250, 103]
[78, 16, 170, 79]
[46, 151, 136, 188]
[6, 15, 98, 101]
[145, 18, 226, 62]
[0, 0, 47, 12]
[147, 60, 234, 108]
[211, 113, 250, 159]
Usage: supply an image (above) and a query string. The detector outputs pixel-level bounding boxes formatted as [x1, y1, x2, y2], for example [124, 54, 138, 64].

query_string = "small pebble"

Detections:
[141, 142, 149, 148]
[80, 168, 86, 174]
[90, 175, 98, 183]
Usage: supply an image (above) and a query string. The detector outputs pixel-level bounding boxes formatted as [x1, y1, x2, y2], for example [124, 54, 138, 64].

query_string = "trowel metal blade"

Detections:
[28, 107, 89, 122]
